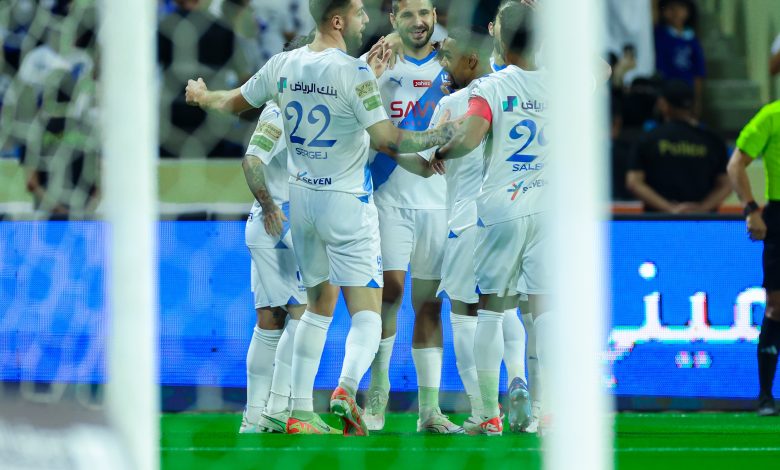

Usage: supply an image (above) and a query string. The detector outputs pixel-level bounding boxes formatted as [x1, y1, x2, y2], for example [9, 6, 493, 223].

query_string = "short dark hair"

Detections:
[660, 79, 694, 110]
[391, 0, 435, 14]
[284, 31, 315, 52]
[446, 26, 493, 62]
[498, 1, 532, 55]
[309, 0, 352, 25]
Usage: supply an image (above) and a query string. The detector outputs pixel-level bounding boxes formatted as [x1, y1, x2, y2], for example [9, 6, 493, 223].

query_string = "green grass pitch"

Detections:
[161, 412, 780, 469]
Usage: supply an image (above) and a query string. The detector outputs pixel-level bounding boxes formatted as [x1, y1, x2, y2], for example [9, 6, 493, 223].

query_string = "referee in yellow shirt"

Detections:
[728, 101, 780, 416]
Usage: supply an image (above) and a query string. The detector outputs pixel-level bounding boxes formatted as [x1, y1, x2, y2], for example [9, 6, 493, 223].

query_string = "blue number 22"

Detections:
[284, 101, 336, 148]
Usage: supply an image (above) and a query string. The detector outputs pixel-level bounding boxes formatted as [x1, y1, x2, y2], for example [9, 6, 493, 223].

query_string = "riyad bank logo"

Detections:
[502, 96, 518, 112]
[278, 77, 288, 93]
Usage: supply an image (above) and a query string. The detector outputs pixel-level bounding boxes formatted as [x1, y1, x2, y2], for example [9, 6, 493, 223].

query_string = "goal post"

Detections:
[100, 0, 159, 468]
[544, 0, 613, 469]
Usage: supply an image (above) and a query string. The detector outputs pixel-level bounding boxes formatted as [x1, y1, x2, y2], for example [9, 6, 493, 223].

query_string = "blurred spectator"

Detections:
[620, 77, 661, 132]
[605, 0, 655, 87]
[610, 92, 634, 201]
[626, 80, 731, 213]
[250, 0, 315, 66]
[158, 0, 252, 158]
[1, 5, 95, 161]
[770, 33, 780, 77]
[22, 64, 100, 218]
[654, 0, 705, 116]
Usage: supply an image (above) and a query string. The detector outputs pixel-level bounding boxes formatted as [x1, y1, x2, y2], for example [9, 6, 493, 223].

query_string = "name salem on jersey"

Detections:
[512, 162, 544, 172]
[390, 100, 437, 119]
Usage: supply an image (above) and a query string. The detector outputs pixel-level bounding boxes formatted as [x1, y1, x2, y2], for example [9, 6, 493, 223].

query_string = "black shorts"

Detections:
[763, 201, 780, 291]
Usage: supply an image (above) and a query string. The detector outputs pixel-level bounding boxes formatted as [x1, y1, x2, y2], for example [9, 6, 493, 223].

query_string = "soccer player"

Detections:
[435, 2, 550, 436]
[489, 1, 545, 430]
[360, 0, 460, 434]
[727, 100, 780, 416]
[415, 26, 536, 434]
[185, 0, 456, 435]
[240, 100, 308, 433]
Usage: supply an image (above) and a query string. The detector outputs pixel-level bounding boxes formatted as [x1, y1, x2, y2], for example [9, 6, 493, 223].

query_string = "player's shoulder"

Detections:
[260, 100, 283, 124]
[439, 87, 469, 109]
[755, 100, 780, 123]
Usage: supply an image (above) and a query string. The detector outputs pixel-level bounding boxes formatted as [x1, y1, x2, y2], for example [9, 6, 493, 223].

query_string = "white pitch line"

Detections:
[160, 447, 780, 453]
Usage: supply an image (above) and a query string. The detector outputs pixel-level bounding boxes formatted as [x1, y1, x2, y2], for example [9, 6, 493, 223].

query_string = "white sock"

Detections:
[474, 309, 504, 417]
[266, 319, 299, 414]
[338, 311, 382, 395]
[521, 313, 542, 403]
[290, 311, 332, 412]
[369, 334, 396, 393]
[246, 326, 282, 423]
[533, 311, 553, 413]
[502, 308, 526, 385]
[412, 347, 443, 414]
[450, 312, 482, 417]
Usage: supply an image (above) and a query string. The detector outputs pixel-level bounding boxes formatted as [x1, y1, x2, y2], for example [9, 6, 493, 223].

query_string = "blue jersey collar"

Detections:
[404, 49, 438, 66]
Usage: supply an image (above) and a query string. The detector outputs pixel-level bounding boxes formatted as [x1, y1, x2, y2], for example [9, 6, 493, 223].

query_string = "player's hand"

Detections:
[747, 211, 767, 241]
[367, 37, 393, 79]
[440, 75, 453, 96]
[521, 0, 539, 10]
[430, 158, 446, 175]
[670, 202, 702, 214]
[185, 78, 207, 106]
[383, 32, 406, 70]
[263, 205, 287, 237]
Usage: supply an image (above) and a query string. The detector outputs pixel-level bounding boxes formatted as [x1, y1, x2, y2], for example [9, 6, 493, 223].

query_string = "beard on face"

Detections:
[402, 22, 433, 49]
[343, 24, 364, 55]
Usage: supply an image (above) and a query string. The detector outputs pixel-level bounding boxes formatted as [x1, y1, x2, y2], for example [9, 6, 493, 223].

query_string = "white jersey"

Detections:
[470, 65, 550, 225]
[241, 46, 388, 195]
[245, 101, 291, 248]
[361, 49, 448, 209]
[420, 87, 484, 235]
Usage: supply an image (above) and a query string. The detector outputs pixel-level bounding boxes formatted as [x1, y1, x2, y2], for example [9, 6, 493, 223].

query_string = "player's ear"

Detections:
[468, 53, 479, 70]
[432, 7, 437, 24]
[331, 13, 344, 32]
[488, 21, 495, 37]
[389, 13, 397, 30]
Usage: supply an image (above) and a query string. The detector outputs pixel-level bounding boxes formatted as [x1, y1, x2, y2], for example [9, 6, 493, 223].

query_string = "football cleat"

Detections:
[238, 413, 266, 434]
[258, 410, 289, 433]
[462, 415, 482, 435]
[286, 413, 341, 435]
[478, 416, 503, 436]
[364, 388, 389, 431]
[757, 395, 778, 417]
[417, 408, 465, 434]
[522, 401, 542, 433]
[507, 377, 533, 433]
[330, 387, 369, 436]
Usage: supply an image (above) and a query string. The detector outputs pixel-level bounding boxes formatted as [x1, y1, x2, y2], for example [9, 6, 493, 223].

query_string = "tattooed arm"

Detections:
[242, 156, 286, 236]
[365, 119, 458, 156]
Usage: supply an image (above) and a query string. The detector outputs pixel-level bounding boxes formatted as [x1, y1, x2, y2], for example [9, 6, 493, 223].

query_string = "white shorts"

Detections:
[475, 213, 549, 297]
[377, 205, 447, 279]
[289, 186, 384, 288]
[249, 243, 308, 309]
[437, 225, 479, 304]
